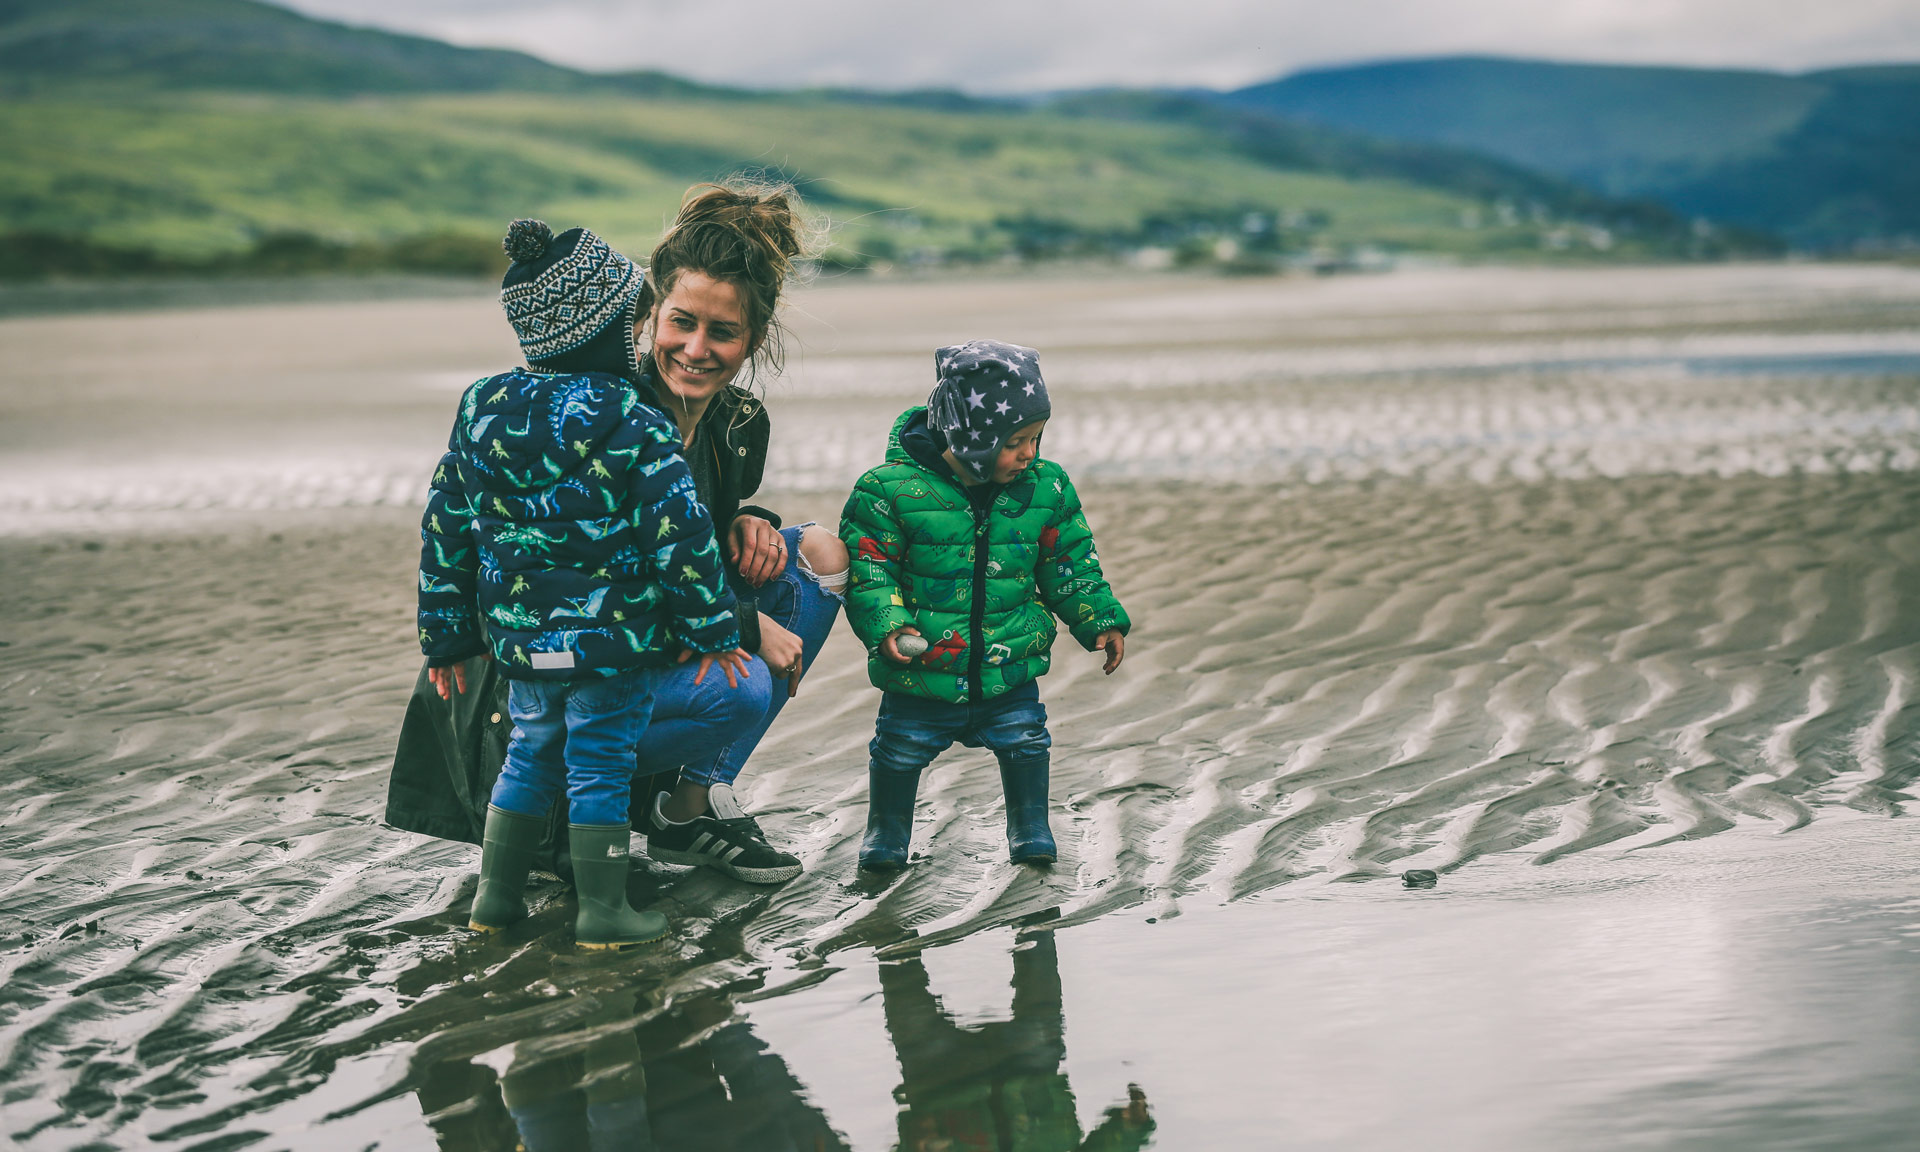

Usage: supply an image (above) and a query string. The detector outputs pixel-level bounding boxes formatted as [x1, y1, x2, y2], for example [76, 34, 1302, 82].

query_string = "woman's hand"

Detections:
[1094, 629, 1125, 675]
[678, 646, 753, 688]
[758, 613, 805, 699]
[880, 626, 923, 666]
[728, 514, 786, 587]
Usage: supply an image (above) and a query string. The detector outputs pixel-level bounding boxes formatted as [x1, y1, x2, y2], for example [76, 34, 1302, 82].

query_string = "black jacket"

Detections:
[643, 362, 779, 654]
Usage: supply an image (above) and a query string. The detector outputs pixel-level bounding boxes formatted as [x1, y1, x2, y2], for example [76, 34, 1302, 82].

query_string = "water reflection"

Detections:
[412, 987, 848, 1152]
[400, 911, 1153, 1152]
[880, 921, 1155, 1152]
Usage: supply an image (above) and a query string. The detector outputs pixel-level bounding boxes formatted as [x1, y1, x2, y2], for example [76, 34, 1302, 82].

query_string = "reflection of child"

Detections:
[881, 930, 1156, 1152]
[839, 340, 1130, 869]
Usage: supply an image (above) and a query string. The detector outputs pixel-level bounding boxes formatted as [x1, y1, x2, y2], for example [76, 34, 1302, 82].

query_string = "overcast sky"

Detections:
[273, 0, 1920, 91]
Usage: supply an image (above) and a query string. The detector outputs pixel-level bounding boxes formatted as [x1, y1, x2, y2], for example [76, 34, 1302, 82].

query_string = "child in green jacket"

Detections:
[840, 340, 1130, 869]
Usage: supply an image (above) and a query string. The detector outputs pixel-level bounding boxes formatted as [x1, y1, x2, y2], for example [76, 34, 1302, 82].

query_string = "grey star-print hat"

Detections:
[925, 339, 1051, 483]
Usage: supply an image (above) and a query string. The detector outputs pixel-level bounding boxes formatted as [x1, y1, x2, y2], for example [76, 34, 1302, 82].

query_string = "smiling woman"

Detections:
[625, 183, 852, 869]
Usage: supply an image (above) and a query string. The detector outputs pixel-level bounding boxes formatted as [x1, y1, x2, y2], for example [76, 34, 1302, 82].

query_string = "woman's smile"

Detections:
[643, 270, 754, 422]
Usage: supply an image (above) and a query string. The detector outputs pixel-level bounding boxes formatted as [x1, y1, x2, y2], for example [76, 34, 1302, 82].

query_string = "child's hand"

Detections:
[428, 657, 482, 700]
[679, 646, 753, 688]
[880, 626, 923, 665]
[1094, 629, 1125, 675]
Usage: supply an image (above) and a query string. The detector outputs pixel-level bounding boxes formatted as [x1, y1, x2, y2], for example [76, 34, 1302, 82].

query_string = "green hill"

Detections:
[1654, 65, 1920, 250]
[1221, 56, 1919, 249]
[0, 1, 1756, 278]
[0, 0, 719, 97]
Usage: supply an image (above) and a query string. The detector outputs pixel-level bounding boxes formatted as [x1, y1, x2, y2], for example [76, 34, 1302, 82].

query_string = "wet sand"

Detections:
[3, 265, 1920, 1149]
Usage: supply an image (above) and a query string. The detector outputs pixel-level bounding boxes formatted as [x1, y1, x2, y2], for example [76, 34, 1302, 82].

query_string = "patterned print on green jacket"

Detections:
[839, 407, 1129, 703]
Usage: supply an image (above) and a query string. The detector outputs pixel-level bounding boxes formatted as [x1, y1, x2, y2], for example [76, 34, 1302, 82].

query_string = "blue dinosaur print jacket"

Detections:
[416, 368, 739, 681]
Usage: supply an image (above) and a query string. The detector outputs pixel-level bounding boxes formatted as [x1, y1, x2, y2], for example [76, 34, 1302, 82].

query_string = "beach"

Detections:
[3, 264, 1919, 1150]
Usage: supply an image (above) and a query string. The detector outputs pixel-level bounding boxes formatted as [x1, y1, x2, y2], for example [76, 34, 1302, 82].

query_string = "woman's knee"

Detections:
[678, 656, 774, 725]
[721, 659, 776, 722]
[797, 525, 849, 583]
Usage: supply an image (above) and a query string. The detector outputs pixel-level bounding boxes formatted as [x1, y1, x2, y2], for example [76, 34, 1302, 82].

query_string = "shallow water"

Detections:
[3, 266, 1920, 1150]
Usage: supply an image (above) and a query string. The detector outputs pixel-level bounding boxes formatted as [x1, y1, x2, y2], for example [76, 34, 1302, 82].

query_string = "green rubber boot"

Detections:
[469, 804, 547, 932]
[569, 823, 669, 950]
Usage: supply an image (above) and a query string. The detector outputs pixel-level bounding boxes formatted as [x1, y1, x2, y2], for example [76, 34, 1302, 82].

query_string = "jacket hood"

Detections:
[462, 371, 633, 492]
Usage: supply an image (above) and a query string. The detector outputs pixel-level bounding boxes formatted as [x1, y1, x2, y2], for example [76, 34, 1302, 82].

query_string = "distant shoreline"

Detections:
[13, 256, 1917, 321]
[0, 273, 495, 319]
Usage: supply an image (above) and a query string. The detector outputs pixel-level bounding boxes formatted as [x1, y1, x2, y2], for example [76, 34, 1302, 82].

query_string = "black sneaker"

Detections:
[646, 783, 802, 884]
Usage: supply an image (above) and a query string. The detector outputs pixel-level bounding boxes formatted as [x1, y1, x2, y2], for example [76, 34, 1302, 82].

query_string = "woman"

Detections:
[388, 180, 848, 884]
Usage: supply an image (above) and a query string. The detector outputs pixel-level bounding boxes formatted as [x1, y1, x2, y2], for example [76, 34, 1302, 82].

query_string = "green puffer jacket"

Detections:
[840, 407, 1129, 703]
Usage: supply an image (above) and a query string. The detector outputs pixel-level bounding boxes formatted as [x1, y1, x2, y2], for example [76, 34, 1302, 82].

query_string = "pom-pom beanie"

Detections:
[499, 219, 644, 379]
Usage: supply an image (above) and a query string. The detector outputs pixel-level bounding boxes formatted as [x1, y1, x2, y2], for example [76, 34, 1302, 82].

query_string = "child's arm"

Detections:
[417, 430, 488, 688]
[1035, 470, 1131, 666]
[630, 423, 742, 661]
[840, 472, 919, 660]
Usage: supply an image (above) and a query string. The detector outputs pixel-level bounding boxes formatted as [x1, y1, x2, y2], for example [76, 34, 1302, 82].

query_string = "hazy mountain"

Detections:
[1219, 56, 1919, 249]
[0, 0, 1767, 275]
[0, 0, 726, 97]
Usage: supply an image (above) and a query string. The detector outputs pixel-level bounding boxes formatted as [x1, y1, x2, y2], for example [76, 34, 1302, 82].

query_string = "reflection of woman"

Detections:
[881, 927, 1156, 1152]
[422, 992, 851, 1152]
[388, 180, 847, 883]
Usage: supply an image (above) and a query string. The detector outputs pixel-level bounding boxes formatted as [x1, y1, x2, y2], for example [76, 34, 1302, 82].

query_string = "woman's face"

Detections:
[641, 270, 755, 408]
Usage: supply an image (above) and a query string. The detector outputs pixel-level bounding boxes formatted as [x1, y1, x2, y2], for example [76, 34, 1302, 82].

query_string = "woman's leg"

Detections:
[632, 652, 775, 816]
[699, 524, 847, 791]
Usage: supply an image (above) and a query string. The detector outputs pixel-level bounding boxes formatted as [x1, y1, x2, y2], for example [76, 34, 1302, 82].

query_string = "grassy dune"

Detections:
[0, 90, 1698, 275]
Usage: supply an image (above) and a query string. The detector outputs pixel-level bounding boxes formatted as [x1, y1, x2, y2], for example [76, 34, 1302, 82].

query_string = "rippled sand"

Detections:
[3, 265, 1919, 1149]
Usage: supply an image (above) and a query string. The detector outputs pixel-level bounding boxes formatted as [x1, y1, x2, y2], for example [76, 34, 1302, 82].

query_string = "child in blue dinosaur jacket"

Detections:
[417, 220, 749, 951]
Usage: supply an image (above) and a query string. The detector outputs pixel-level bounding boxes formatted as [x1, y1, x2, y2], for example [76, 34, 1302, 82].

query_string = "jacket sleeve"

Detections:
[839, 471, 916, 647]
[417, 436, 488, 667]
[1035, 470, 1130, 650]
[633, 425, 741, 655]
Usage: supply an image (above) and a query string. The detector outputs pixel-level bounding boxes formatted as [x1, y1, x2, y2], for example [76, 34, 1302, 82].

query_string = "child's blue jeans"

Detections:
[869, 680, 1052, 775]
[493, 667, 663, 827]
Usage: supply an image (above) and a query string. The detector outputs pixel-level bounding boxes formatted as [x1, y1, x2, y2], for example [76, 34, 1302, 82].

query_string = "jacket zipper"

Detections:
[968, 499, 990, 703]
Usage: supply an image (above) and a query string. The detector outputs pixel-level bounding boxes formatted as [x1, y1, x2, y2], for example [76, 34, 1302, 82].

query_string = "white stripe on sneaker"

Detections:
[724, 846, 744, 863]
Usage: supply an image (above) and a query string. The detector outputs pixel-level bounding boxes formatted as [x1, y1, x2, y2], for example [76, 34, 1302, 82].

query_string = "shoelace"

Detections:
[715, 815, 769, 844]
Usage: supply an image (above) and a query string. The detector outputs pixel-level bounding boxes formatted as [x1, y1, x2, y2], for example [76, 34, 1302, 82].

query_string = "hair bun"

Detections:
[502, 219, 553, 263]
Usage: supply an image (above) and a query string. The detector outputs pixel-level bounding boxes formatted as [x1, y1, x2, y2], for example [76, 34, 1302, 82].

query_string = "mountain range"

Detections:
[2, 0, 1905, 277]
[1220, 56, 1920, 250]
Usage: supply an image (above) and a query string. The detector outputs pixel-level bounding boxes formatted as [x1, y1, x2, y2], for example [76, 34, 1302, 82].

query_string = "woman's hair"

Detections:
[637, 178, 817, 383]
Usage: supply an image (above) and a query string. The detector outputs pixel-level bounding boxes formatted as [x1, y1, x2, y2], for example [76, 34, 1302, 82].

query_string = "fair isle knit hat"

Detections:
[926, 339, 1052, 483]
[500, 219, 643, 372]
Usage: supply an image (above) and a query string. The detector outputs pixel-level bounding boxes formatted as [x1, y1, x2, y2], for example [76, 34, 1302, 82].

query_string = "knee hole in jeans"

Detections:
[796, 524, 849, 596]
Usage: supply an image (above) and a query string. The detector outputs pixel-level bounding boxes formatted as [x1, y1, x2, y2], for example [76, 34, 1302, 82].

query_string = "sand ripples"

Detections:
[4, 265, 1919, 1145]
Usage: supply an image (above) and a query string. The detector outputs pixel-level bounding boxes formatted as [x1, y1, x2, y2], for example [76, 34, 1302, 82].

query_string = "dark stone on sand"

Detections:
[1402, 869, 1439, 889]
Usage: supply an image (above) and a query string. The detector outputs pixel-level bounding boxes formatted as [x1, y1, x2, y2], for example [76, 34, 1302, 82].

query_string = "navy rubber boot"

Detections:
[1000, 753, 1057, 865]
[469, 804, 547, 932]
[859, 767, 922, 871]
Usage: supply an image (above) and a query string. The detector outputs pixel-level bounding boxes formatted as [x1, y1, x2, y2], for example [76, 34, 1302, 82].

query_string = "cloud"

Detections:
[274, 0, 1920, 90]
